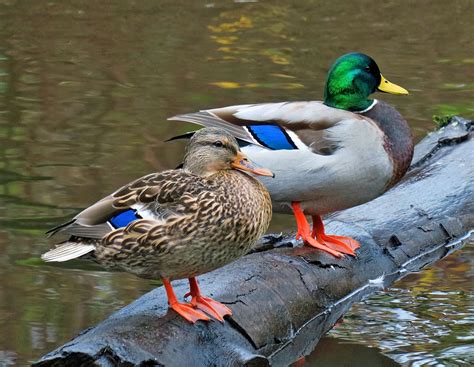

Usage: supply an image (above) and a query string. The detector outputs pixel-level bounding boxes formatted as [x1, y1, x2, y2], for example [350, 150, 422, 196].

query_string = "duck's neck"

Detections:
[183, 153, 223, 177]
[360, 100, 414, 188]
[324, 92, 374, 112]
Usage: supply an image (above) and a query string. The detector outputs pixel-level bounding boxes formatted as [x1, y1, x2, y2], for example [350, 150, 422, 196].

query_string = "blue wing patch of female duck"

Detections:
[109, 210, 142, 228]
[247, 125, 297, 150]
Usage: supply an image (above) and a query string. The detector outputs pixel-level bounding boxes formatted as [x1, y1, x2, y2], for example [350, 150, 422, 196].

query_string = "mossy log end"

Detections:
[34, 117, 473, 367]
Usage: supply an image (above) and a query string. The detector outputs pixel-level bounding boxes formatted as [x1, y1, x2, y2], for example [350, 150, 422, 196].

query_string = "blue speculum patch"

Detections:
[109, 209, 141, 228]
[247, 125, 297, 150]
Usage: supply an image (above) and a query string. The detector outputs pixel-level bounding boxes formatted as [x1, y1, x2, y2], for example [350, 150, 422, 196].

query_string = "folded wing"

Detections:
[46, 170, 204, 240]
[168, 101, 361, 152]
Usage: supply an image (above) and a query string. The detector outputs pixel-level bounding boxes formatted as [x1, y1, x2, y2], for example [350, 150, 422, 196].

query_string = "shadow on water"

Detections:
[0, 0, 472, 365]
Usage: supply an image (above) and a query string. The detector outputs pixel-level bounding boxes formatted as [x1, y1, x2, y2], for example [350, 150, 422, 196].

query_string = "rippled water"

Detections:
[0, 0, 472, 365]
[310, 245, 474, 366]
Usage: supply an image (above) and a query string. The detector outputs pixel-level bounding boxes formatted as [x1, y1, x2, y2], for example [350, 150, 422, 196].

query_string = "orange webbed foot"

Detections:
[301, 234, 345, 258]
[311, 215, 359, 256]
[191, 296, 232, 322]
[320, 234, 360, 252]
[170, 302, 211, 323]
[188, 277, 232, 322]
[163, 278, 211, 324]
[291, 202, 345, 258]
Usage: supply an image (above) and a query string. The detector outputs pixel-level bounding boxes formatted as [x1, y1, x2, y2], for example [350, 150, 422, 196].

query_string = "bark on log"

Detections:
[34, 117, 473, 367]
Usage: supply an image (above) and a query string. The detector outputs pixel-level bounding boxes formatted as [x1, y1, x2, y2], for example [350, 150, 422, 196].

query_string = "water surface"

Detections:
[0, 1, 472, 365]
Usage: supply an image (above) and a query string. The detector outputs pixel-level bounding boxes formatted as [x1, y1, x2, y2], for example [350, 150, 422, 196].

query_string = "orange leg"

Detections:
[163, 278, 210, 323]
[311, 215, 360, 255]
[188, 277, 232, 322]
[291, 202, 344, 258]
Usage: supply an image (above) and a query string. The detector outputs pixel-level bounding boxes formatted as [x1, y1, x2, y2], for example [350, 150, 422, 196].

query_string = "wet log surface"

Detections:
[34, 117, 473, 367]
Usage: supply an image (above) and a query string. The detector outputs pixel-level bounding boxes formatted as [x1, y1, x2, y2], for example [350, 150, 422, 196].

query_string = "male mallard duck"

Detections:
[42, 128, 273, 323]
[169, 52, 413, 258]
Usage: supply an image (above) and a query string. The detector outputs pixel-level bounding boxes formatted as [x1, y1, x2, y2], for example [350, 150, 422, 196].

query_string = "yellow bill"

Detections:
[378, 75, 409, 95]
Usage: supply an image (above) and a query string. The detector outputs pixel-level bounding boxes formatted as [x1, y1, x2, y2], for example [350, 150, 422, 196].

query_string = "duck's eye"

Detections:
[365, 66, 371, 71]
[212, 140, 224, 148]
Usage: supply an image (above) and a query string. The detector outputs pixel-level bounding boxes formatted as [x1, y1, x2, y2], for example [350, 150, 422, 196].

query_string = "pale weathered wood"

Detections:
[34, 117, 473, 367]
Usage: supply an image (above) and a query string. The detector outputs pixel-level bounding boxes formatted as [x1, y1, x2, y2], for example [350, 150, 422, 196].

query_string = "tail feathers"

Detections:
[168, 111, 255, 145]
[165, 131, 196, 142]
[45, 219, 76, 237]
[41, 242, 95, 262]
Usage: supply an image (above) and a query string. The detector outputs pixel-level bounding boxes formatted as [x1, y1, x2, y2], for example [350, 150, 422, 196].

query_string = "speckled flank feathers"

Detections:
[97, 169, 272, 280]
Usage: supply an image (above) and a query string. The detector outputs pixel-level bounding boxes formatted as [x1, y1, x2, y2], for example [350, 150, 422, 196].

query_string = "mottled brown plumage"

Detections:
[42, 128, 273, 323]
[96, 169, 272, 280]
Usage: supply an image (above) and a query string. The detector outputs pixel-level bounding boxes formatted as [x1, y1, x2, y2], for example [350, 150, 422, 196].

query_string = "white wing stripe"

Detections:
[285, 129, 310, 151]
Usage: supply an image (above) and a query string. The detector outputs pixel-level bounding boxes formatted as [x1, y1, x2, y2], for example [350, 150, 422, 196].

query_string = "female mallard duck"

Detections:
[169, 52, 413, 258]
[41, 128, 273, 323]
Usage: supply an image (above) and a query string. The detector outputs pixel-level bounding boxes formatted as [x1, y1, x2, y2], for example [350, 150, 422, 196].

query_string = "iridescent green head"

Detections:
[323, 53, 408, 112]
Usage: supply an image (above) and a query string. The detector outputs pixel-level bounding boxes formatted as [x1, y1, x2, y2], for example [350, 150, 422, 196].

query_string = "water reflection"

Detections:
[313, 245, 474, 366]
[307, 337, 401, 367]
[0, 0, 472, 365]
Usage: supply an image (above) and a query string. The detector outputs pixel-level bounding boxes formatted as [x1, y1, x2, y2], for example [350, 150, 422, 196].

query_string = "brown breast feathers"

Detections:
[362, 101, 414, 189]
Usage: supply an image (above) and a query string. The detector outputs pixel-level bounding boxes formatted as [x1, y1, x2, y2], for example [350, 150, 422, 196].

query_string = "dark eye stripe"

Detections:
[200, 141, 238, 153]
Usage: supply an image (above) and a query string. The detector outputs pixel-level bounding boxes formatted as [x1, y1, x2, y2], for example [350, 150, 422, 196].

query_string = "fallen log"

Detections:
[34, 117, 473, 367]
